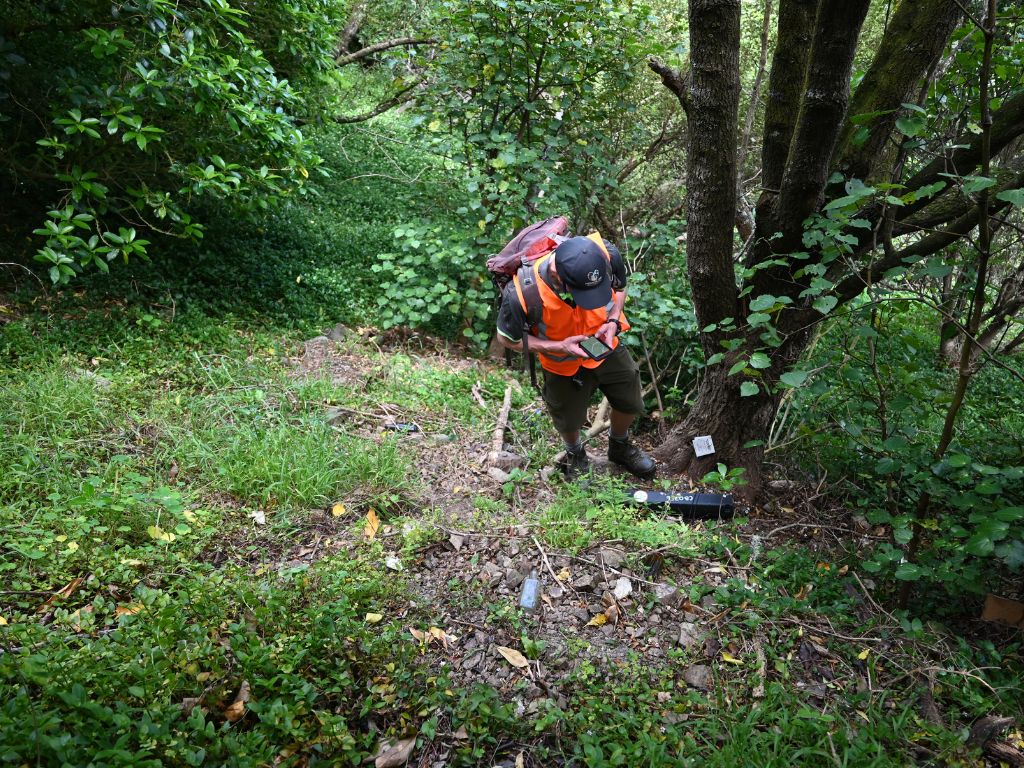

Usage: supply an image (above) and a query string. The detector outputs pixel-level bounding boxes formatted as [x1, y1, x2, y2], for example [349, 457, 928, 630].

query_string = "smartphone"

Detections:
[579, 335, 613, 361]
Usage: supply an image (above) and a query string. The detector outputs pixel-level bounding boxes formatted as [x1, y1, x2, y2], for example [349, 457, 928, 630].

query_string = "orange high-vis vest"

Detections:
[512, 232, 630, 376]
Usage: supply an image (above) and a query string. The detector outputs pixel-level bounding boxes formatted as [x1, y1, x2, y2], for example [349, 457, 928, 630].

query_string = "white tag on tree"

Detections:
[692, 435, 716, 458]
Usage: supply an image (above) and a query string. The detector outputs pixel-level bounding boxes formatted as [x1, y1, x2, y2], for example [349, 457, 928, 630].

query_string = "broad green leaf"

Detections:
[894, 562, 923, 581]
[995, 188, 1024, 206]
[779, 370, 809, 387]
[749, 352, 771, 369]
[813, 296, 838, 315]
[961, 175, 996, 194]
[946, 453, 970, 468]
[748, 294, 777, 312]
[740, 381, 759, 397]
[895, 116, 925, 137]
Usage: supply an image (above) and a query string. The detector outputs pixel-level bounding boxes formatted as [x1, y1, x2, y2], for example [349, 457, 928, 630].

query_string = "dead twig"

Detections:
[471, 381, 488, 410]
[532, 535, 574, 597]
[487, 386, 513, 466]
[639, 331, 665, 414]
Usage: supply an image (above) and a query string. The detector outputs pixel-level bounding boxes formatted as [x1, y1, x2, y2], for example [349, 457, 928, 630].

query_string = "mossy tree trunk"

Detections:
[652, 0, 1024, 498]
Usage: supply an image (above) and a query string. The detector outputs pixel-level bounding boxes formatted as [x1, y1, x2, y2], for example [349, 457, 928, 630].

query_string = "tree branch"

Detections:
[647, 57, 691, 115]
[333, 78, 423, 124]
[758, 0, 817, 197]
[832, 168, 1024, 306]
[335, 37, 436, 67]
[335, 1, 368, 58]
[774, 0, 871, 237]
[833, 0, 962, 183]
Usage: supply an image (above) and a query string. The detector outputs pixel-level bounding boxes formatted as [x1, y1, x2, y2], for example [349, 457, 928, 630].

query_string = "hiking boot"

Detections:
[558, 444, 590, 481]
[608, 436, 656, 479]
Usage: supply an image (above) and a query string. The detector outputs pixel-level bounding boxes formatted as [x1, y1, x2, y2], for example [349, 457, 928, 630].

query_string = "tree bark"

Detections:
[683, 0, 742, 340]
[335, 1, 368, 58]
[832, 0, 962, 183]
[773, 0, 871, 239]
[750, 0, 819, 253]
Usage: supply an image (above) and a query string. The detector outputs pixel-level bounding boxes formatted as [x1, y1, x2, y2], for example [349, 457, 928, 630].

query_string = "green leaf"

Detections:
[946, 453, 970, 468]
[740, 382, 760, 397]
[965, 534, 994, 557]
[894, 562, 923, 581]
[748, 294, 777, 312]
[813, 296, 838, 315]
[995, 540, 1024, 570]
[961, 175, 996, 194]
[749, 352, 771, 369]
[728, 361, 748, 376]
[895, 116, 925, 137]
[995, 188, 1024, 206]
[904, 181, 946, 203]
[779, 370, 809, 388]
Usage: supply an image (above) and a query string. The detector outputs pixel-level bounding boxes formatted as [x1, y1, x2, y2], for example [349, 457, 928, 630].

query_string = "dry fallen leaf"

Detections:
[0, 616, 7, 626]
[428, 626, 450, 649]
[515, 752, 525, 768]
[495, 645, 529, 669]
[365, 612, 383, 624]
[453, 725, 469, 740]
[115, 603, 143, 617]
[224, 680, 251, 723]
[384, 555, 402, 571]
[331, 502, 346, 518]
[374, 736, 416, 768]
[409, 628, 427, 643]
[721, 652, 744, 665]
[556, 567, 570, 581]
[837, 565, 849, 576]
[37, 577, 84, 613]
[364, 509, 380, 540]
[587, 613, 608, 627]
[857, 648, 870, 660]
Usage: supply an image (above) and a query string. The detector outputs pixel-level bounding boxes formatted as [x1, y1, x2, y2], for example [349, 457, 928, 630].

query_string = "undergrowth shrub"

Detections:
[788, 301, 1024, 599]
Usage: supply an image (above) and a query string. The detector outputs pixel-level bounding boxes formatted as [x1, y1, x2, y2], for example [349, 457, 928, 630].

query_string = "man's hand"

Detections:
[560, 335, 589, 359]
[595, 321, 617, 348]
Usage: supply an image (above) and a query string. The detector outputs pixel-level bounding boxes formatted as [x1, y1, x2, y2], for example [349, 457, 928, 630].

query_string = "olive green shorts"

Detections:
[542, 344, 645, 434]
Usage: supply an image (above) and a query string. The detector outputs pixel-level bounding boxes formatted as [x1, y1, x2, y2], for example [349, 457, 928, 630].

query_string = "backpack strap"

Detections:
[516, 263, 544, 392]
[516, 264, 544, 329]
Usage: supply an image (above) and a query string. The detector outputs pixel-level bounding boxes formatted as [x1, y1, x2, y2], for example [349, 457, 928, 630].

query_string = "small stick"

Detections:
[532, 535, 563, 586]
[639, 331, 665, 414]
[488, 385, 513, 464]
[471, 381, 488, 409]
[752, 635, 767, 698]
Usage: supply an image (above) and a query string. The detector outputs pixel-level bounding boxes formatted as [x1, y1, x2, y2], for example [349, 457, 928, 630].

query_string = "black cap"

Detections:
[554, 236, 611, 310]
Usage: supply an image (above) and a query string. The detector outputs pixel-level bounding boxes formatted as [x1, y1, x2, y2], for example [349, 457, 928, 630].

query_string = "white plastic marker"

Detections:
[692, 435, 716, 458]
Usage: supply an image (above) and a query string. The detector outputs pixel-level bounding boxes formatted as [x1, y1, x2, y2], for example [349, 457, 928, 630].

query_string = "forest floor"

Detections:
[2, 291, 1023, 767]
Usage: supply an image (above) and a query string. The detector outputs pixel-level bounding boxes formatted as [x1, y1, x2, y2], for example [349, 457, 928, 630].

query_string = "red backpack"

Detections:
[487, 216, 571, 387]
[487, 215, 570, 326]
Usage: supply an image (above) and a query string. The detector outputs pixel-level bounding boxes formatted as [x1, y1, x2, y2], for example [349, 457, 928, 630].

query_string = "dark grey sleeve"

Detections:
[603, 239, 627, 290]
[496, 283, 528, 343]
